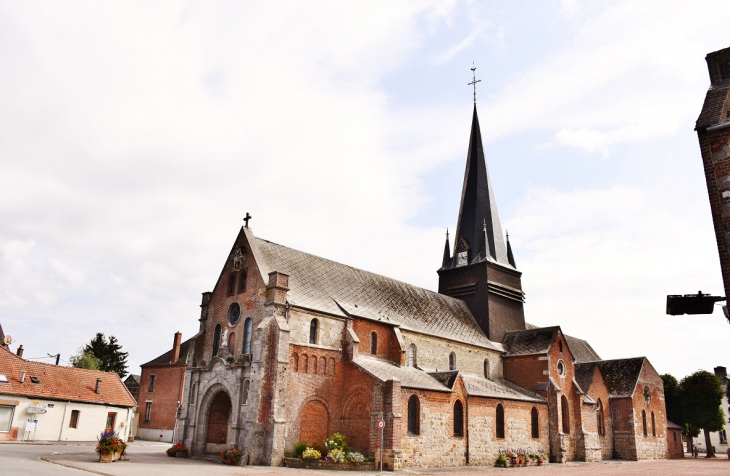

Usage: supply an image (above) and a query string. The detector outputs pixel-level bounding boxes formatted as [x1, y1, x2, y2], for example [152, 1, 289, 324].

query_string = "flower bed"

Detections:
[284, 457, 376, 471]
[495, 449, 547, 467]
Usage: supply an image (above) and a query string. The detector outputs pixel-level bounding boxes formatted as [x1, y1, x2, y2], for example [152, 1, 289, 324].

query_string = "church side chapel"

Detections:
[178, 87, 672, 467]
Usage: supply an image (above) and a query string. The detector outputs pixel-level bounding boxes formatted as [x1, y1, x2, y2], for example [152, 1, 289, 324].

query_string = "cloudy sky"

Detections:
[1, 1, 728, 380]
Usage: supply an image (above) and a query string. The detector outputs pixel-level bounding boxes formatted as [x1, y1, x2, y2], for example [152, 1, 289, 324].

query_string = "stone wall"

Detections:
[400, 331, 502, 377]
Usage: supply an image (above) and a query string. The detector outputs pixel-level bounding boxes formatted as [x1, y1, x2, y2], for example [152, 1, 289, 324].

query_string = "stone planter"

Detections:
[283, 457, 377, 471]
[175, 451, 188, 458]
[99, 451, 121, 463]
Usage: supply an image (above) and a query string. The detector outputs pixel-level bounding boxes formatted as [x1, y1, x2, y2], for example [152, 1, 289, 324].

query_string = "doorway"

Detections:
[205, 392, 232, 453]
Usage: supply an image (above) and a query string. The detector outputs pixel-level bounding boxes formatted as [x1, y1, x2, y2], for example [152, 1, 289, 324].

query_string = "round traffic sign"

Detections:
[377, 419, 385, 429]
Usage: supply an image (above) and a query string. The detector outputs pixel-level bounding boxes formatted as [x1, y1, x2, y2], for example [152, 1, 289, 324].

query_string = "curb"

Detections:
[41, 455, 115, 476]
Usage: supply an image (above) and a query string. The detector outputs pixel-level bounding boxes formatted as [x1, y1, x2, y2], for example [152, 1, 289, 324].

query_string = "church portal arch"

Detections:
[203, 389, 232, 453]
[299, 398, 329, 444]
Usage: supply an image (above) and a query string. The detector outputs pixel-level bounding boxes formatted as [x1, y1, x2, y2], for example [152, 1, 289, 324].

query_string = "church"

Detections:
[177, 104, 673, 468]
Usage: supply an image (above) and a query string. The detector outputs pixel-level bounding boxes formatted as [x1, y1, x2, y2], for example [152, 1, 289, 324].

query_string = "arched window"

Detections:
[213, 324, 222, 357]
[496, 404, 505, 439]
[408, 344, 417, 367]
[453, 400, 464, 437]
[642, 410, 647, 436]
[228, 302, 241, 326]
[449, 352, 456, 371]
[189, 383, 197, 405]
[407, 395, 420, 435]
[370, 332, 377, 355]
[309, 319, 319, 344]
[559, 340, 563, 352]
[484, 359, 490, 379]
[242, 317, 253, 354]
[651, 411, 656, 437]
[531, 407, 539, 438]
[561, 395, 570, 434]
[237, 269, 247, 293]
[227, 332, 236, 352]
[597, 399, 605, 436]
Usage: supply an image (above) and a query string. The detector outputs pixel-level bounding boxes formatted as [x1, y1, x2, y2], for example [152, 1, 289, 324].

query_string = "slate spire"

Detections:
[506, 231, 516, 268]
[442, 229, 451, 268]
[452, 105, 509, 266]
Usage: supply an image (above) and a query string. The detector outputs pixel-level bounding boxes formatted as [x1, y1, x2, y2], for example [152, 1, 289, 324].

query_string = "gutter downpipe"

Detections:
[58, 401, 70, 441]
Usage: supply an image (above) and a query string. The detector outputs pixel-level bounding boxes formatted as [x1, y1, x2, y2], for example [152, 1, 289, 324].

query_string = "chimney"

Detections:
[714, 366, 727, 379]
[172, 332, 182, 363]
[20, 370, 26, 383]
[706, 47, 730, 85]
[95, 378, 102, 394]
[16, 345, 24, 358]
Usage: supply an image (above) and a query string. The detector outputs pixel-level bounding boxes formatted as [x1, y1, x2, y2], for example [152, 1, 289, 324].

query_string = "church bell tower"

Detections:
[438, 104, 525, 343]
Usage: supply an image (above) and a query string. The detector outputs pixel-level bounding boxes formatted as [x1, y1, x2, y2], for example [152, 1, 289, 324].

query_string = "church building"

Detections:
[178, 104, 672, 467]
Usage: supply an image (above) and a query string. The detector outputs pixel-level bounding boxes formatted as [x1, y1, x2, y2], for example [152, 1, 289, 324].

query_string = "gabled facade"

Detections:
[0, 346, 136, 441]
[177, 104, 673, 467]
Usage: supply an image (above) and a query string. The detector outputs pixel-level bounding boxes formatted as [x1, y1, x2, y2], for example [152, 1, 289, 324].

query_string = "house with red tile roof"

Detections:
[0, 345, 137, 441]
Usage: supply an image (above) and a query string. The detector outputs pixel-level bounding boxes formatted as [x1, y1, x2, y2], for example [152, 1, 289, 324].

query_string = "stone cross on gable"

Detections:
[244, 212, 252, 227]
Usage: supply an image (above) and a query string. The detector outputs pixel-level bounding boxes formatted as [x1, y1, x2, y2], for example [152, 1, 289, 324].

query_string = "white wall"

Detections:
[4, 396, 134, 442]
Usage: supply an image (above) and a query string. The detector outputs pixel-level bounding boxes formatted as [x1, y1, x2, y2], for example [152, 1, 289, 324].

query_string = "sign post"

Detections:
[377, 419, 385, 472]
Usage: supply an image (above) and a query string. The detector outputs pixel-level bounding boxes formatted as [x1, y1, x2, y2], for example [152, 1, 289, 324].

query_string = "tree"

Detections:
[661, 373, 696, 452]
[679, 370, 725, 457]
[69, 348, 101, 370]
[82, 333, 129, 379]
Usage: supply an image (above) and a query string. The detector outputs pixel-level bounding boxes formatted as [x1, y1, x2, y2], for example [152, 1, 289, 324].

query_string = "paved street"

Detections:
[1, 442, 729, 476]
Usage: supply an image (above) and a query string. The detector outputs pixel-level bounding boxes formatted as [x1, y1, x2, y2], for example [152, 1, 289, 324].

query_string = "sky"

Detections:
[1, 0, 729, 380]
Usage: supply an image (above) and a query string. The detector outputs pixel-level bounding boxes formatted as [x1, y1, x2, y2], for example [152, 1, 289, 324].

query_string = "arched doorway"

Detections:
[299, 400, 329, 444]
[206, 391, 232, 453]
[342, 392, 371, 452]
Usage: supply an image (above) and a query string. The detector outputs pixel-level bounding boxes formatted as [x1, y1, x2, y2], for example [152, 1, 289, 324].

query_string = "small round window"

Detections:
[228, 303, 241, 326]
[557, 360, 566, 377]
[643, 386, 651, 405]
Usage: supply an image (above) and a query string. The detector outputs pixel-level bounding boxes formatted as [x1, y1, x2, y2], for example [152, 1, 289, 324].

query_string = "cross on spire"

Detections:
[244, 212, 252, 227]
[468, 62, 481, 104]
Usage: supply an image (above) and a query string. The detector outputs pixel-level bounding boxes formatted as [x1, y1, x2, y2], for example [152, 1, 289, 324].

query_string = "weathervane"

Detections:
[468, 62, 481, 104]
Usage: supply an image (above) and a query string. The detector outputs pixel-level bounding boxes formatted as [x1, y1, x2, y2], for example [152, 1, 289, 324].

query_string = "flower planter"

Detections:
[283, 457, 377, 471]
[175, 451, 188, 458]
[99, 451, 121, 463]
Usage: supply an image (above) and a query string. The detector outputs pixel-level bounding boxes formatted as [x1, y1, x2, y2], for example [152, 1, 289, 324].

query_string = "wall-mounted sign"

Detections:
[27, 407, 47, 414]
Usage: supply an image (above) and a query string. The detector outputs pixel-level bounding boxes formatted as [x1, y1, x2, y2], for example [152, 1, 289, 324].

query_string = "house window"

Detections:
[0, 373, 8, 383]
[531, 407, 539, 438]
[242, 318, 253, 354]
[651, 411, 656, 437]
[226, 272, 236, 296]
[213, 324, 222, 357]
[407, 395, 419, 435]
[237, 269, 247, 293]
[496, 404, 505, 439]
[0, 406, 14, 432]
[597, 399, 605, 436]
[449, 352, 456, 371]
[148, 374, 156, 393]
[453, 400, 464, 437]
[370, 332, 377, 355]
[228, 302, 241, 326]
[144, 402, 152, 423]
[561, 395, 570, 434]
[309, 319, 319, 345]
[484, 359, 490, 379]
[720, 430, 727, 444]
[408, 344, 417, 367]
[69, 410, 80, 428]
[642, 410, 647, 437]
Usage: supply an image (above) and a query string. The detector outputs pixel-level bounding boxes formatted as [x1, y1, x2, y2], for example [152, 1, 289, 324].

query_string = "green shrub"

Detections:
[323, 432, 348, 452]
[294, 442, 308, 459]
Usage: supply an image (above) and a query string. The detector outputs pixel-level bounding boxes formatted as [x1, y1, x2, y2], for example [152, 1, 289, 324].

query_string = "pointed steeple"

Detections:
[506, 230, 516, 268]
[452, 105, 509, 266]
[442, 229, 451, 268]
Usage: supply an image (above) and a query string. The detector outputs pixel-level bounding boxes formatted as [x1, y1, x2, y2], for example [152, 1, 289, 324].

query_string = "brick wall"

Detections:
[352, 319, 401, 363]
[630, 362, 667, 460]
[503, 355, 547, 392]
[582, 367, 613, 460]
[137, 364, 185, 432]
[206, 391, 231, 444]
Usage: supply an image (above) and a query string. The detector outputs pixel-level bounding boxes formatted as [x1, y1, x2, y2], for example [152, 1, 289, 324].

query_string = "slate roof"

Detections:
[429, 371, 459, 389]
[502, 327, 558, 356]
[596, 357, 645, 398]
[696, 85, 730, 129]
[141, 338, 193, 367]
[0, 346, 136, 407]
[125, 374, 141, 384]
[252, 233, 502, 351]
[352, 356, 451, 392]
[667, 420, 683, 430]
[574, 362, 598, 394]
[565, 335, 601, 362]
[461, 373, 546, 403]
